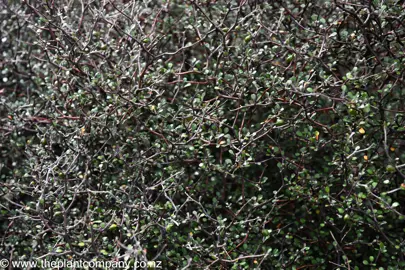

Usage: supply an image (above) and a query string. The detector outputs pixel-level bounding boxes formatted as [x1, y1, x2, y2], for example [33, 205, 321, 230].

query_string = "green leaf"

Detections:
[109, 224, 119, 230]
[386, 165, 396, 173]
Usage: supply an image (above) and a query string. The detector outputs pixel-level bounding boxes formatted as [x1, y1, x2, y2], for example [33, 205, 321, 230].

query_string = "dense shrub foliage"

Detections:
[1, 0, 405, 269]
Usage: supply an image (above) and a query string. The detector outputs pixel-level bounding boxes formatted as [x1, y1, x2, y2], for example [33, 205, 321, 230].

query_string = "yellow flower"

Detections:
[359, 127, 365, 134]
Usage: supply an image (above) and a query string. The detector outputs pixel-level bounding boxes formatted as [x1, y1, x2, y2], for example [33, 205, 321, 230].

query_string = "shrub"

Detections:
[1, 0, 405, 269]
